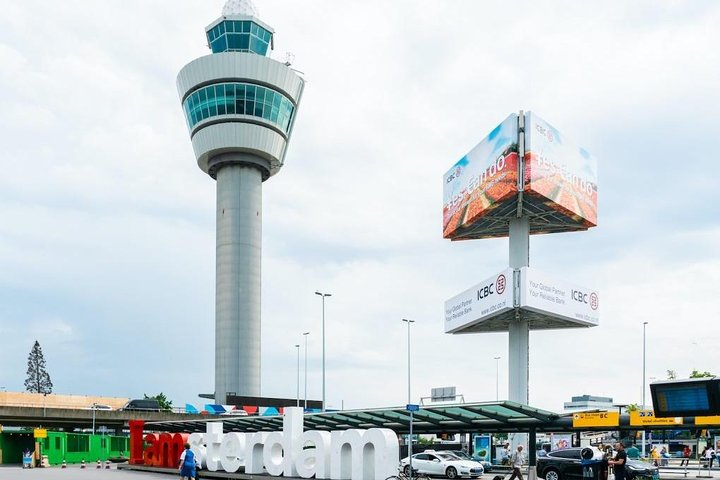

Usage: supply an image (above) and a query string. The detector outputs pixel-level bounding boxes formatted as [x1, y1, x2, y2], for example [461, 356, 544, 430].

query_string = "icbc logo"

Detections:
[477, 274, 506, 300]
[572, 290, 599, 310]
[496, 274, 506, 295]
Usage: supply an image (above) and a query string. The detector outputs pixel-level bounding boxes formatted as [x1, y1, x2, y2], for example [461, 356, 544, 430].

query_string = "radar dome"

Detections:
[222, 0, 259, 17]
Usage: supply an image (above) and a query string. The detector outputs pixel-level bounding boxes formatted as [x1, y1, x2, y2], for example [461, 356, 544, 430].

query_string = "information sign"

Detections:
[406, 404, 419, 412]
[33, 428, 47, 439]
[695, 415, 720, 425]
[629, 410, 681, 426]
[572, 412, 619, 428]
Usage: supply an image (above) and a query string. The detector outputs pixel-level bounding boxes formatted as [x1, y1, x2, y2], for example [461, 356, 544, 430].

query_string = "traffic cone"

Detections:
[81, 459, 86, 469]
[97, 459, 102, 468]
[61, 459, 67, 468]
[105, 460, 111, 469]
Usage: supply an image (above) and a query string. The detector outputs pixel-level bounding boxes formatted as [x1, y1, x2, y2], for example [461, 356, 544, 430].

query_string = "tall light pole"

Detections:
[402, 318, 416, 480]
[315, 291, 331, 411]
[642, 321, 648, 458]
[303, 332, 310, 409]
[402, 319, 415, 403]
[91, 403, 97, 435]
[494, 356, 501, 401]
[295, 344, 300, 407]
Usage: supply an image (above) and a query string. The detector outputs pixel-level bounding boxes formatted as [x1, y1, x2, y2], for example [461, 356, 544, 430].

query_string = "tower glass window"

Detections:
[183, 82, 294, 133]
[207, 20, 272, 55]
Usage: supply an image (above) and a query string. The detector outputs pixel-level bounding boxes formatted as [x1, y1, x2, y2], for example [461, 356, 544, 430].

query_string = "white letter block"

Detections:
[295, 430, 331, 479]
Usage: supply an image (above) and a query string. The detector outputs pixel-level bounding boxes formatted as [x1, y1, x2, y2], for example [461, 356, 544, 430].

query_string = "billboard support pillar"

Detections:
[509, 216, 529, 450]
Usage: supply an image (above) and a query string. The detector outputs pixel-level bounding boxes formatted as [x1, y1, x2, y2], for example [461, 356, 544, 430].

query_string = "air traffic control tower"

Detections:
[177, 0, 304, 403]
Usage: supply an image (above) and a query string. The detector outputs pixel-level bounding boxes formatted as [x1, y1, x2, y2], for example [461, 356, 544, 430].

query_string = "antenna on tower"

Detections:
[284, 52, 295, 66]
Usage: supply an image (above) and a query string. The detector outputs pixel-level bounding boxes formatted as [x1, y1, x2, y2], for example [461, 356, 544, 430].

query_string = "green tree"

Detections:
[626, 403, 639, 412]
[144, 392, 173, 411]
[666, 370, 677, 380]
[689, 370, 713, 378]
[24, 340, 53, 394]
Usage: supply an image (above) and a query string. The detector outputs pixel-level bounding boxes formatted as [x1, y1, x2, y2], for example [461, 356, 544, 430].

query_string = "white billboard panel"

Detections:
[444, 269, 514, 333]
[519, 267, 599, 327]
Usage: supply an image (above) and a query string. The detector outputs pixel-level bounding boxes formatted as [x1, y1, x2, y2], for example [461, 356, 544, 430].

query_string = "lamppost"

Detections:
[315, 291, 331, 412]
[402, 318, 416, 480]
[303, 332, 310, 409]
[92, 402, 97, 435]
[642, 321, 648, 458]
[295, 344, 300, 407]
[401, 319, 415, 403]
[494, 356, 501, 401]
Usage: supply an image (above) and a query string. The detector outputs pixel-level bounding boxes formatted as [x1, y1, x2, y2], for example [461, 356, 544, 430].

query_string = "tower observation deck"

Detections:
[177, 0, 304, 403]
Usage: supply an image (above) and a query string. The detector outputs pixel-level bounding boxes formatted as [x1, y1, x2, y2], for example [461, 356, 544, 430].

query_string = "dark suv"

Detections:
[537, 448, 658, 480]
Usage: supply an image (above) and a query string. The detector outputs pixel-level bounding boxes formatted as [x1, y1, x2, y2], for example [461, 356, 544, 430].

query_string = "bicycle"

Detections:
[386, 467, 431, 480]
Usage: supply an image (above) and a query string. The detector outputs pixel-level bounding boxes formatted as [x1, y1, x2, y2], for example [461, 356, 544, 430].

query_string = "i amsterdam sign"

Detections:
[129, 407, 399, 480]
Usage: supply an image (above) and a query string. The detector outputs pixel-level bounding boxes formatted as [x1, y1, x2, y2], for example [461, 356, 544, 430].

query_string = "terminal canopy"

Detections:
[145, 401, 563, 435]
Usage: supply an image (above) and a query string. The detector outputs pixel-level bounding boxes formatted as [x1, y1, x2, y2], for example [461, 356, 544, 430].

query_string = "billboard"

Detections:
[443, 114, 519, 239]
[524, 112, 598, 227]
[519, 268, 599, 327]
[444, 269, 514, 333]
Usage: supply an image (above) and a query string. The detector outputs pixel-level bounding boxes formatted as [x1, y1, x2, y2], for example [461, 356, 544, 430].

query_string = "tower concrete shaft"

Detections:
[215, 162, 263, 400]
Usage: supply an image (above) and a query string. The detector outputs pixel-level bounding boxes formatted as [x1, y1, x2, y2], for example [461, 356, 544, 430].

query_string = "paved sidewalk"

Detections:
[0, 464, 174, 480]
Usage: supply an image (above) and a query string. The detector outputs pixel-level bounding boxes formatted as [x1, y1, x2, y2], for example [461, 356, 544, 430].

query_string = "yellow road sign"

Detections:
[572, 411, 619, 428]
[695, 415, 720, 425]
[33, 428, 47, 439]
[630, 410, 681, 426]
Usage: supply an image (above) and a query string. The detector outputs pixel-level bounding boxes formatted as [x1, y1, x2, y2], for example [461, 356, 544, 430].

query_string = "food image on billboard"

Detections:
[443, 114, 519, 239]
[524, 112, 598, 227]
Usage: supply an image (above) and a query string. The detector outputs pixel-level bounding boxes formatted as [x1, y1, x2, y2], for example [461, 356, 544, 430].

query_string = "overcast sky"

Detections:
[0, 0, 718, 413]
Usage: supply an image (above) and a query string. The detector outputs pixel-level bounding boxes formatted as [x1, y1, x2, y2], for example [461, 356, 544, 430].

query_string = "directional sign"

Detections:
[33, 428, 47, 439]
[572, 412, 619, 428]
[406, 404, 420, 412]
[630, 410, 681, 426]
[695, 415, 720, 425]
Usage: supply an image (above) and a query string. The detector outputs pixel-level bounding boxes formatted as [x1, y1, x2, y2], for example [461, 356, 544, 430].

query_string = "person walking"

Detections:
[705, 444, 715, 469]
[508, 445, 526, 480]
[178, 443, 196, 480]
[680, 445, 691, 467]
[609, 443, 627, 480]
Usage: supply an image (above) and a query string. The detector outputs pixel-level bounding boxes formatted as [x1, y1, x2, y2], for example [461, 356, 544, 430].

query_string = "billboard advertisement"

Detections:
[524, 112, 598, 227]
[519, 268, 599, 327]
[444, 269, 514, 333]
[473, 434, 491, 462]
[443, 114, 519, 239]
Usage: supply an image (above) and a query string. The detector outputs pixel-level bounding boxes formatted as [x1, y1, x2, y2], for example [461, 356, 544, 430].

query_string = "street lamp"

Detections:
[295, 344, 300, 407]
[401, 319, 415, 403]
[315, 291, 331, 412]
[91, 403, 97, 435]
[402, 318, 416, 480]
[642, 321, 648, 458]
[494, 356, 501, 401]
[303, 332, 310, 409]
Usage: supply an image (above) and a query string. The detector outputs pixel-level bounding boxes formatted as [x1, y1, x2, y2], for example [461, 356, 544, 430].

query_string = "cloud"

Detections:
[0, 0, 717, 412]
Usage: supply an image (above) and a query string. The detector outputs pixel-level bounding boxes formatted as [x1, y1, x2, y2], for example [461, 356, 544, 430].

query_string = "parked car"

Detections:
[400, 450, 484, 479]
[537, 447, 658, 480]
[445, 450, 493, 472]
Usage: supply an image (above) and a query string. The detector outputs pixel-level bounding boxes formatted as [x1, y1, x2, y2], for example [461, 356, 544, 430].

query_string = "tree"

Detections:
[24, 340, 53, 394]
[144, 392, 173, 411]
[689, 369, 713, 378]
[666, 370, 677, 380]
